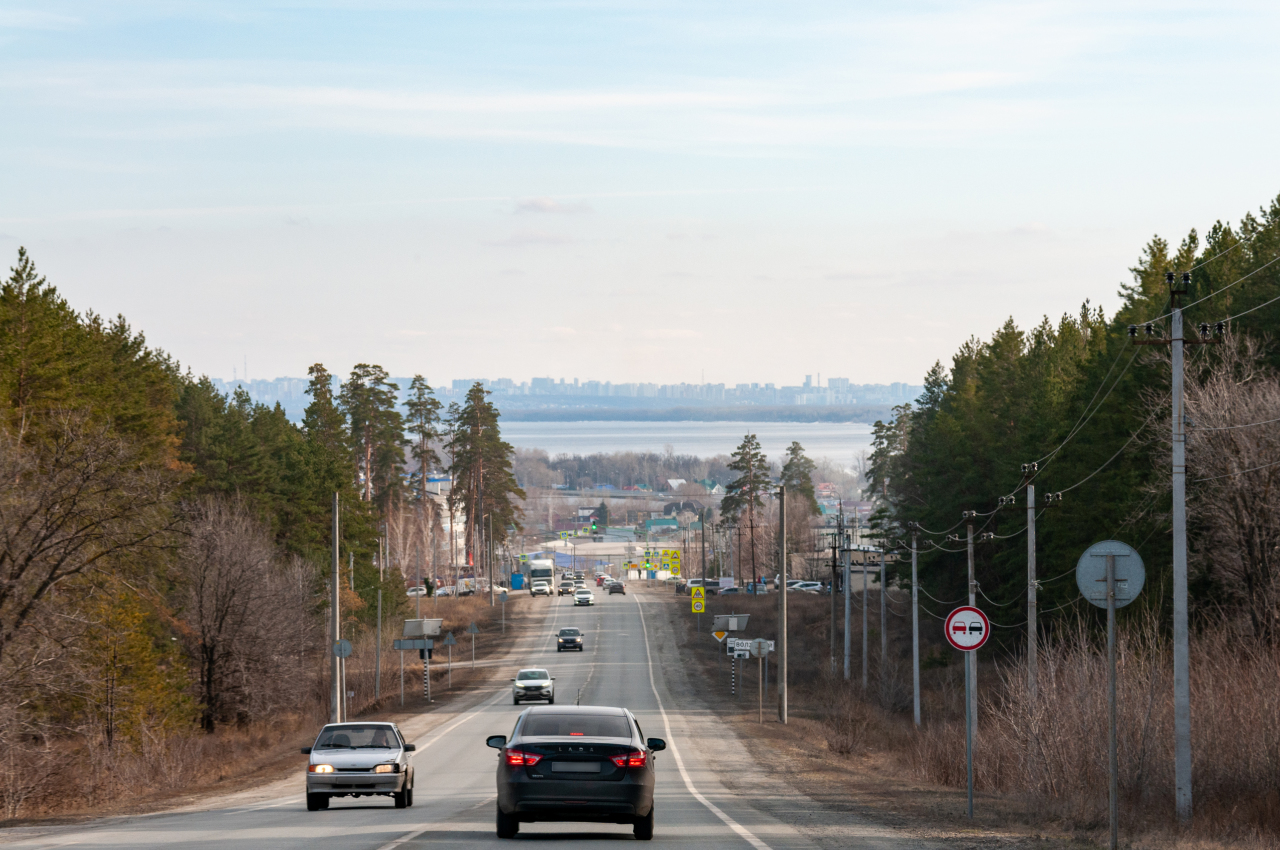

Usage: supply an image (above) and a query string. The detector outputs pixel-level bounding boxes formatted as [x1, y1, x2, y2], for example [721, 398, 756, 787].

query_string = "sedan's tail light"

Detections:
[610, 751, 646, 768]
[505, 749, 543, 766]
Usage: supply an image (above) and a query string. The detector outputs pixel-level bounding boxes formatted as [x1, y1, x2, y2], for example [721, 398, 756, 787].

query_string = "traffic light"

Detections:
[591, 517, 598, 532]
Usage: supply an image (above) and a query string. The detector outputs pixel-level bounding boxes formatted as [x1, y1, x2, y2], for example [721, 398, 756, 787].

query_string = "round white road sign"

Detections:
[1076, 540, 1145, 609]
[944, 606, 991, 652]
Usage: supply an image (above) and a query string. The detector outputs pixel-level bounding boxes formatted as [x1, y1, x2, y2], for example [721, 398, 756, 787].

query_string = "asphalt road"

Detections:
[0, 591, 923, 849]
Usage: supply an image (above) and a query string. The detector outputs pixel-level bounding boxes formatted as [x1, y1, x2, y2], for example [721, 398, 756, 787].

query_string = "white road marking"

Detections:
[636, 595, 774, 850]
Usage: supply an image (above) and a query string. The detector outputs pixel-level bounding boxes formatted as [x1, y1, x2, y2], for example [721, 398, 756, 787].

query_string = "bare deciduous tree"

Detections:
[0, 414, 175, 668]
[174, 498, 321, 731]
[1186, 336, 1280, 642]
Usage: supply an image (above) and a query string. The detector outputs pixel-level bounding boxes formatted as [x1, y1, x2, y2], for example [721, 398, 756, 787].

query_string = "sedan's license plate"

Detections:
[551, 762, 601, 773]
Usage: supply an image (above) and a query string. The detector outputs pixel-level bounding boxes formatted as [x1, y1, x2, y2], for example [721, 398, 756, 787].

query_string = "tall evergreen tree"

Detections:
[446, 384, 524, 567]
[405, 375, 442, 498]
[338, 364, 405, 506]
[721, 434, 770, 582]
[780, 441, 818, 516]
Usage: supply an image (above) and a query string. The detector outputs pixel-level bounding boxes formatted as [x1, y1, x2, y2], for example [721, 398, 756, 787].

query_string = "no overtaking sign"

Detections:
[944, 606, 990, 652]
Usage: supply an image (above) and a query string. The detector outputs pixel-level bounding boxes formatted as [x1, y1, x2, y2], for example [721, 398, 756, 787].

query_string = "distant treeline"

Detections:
[499, 405, 893, 423]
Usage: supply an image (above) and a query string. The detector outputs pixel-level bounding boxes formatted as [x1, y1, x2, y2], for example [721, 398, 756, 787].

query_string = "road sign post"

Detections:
[500, 590, 508, 634]
[443, 631, 457, 689]
[467, 621, 480, 670]
[945, 606, 991, 819]
[1077, 540, 1146, 850]
[691, 586, 705, 632]
[749, 639, 774, 723]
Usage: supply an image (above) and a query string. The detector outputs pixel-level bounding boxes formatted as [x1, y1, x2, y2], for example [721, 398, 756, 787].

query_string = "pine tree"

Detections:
[780, 441, 818, 516]
[339, 364, 405, 506]
[405, 375, 442, 498]
[446, 384, 524, 568]
[721, 434, 770, 582]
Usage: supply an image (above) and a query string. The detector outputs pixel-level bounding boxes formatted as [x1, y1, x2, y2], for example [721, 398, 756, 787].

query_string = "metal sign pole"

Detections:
[399, 650, 404, 706]
[966, 652, 974, 819]
[1107, 553, 1118, 850]
[758, 654, 763, 722]
[376, 589, 382, 701]
[448, 645, 452, 688]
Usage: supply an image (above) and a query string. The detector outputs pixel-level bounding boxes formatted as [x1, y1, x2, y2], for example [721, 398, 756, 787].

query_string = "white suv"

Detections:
[530, 581, 551, 597]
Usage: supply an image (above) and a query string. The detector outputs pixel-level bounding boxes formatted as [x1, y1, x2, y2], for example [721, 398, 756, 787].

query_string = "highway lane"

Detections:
[0, 590, 922, 849]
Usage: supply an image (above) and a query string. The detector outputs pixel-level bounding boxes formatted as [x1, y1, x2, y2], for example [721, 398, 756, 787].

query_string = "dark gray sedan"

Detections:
[486, 705, 665, 840]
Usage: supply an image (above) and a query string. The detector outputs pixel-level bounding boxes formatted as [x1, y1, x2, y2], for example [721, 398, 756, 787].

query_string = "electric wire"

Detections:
[1190, 416, 1280, 431]
[1026, 343, 1134, 468]
[1055, 405, 1164, 495]
[1217, 274, 1280, 323]
[1194, 457, 1280, 482]
[978, 585, 1023, 608]
[1144, 252, 1280, 324]
[1187, 236, 1245, 272]
[917, 586, 967, 606]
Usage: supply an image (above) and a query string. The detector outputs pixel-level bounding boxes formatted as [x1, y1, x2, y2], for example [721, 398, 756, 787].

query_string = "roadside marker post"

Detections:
[1077, 540, 1146, 850]
[945, 606, 991, 819]
[442, 631, 457, 689]
[467, 621, 480, 670]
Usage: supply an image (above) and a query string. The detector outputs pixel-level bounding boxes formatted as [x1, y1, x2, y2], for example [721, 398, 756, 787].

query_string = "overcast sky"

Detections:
[2, 1, 1278, 387]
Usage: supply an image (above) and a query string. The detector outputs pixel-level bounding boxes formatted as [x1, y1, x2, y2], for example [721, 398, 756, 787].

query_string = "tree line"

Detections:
[0, 245, 523, 797]
[866, 192, 1280, 649]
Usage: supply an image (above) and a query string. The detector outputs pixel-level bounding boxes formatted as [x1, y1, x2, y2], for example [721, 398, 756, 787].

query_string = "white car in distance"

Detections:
[530, 581, 552, 597]
[573, 588, 595, 606]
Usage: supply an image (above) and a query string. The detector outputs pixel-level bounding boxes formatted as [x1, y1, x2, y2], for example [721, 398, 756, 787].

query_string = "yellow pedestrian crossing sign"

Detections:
[692, 599, 705, 613]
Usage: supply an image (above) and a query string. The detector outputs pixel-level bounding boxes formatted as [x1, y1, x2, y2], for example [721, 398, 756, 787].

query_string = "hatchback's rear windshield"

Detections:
[522, 714, 631, 738]
[315, 725, 399, 749]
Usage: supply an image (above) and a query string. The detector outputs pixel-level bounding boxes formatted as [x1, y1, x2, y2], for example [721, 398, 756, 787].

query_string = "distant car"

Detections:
[487, 705, 665, 840]
[574, 589, 595, 606]
[719, 587, 740, 595]
[302, 722, 416, 811]
[511, 668, 555, 704]
[573, 580, 587, 590]
[530, 581, 552, 597]
[608, 582, 625, 595]
[558, 581, 575, 597]
[436, 586, 456, 597]
[596, 575, 607, 586]
[788, 581, 822, 594]
[557, 627, 584, 651]
[406, 586, 427, 598]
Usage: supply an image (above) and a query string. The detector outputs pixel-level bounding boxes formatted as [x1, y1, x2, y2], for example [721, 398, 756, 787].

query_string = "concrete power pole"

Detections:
[1170, 276, 1192, 823]
[330, 492, 341, 724]
[911, 531, 920, 726]
[880, 549, 887, 693]
[1026, 485, 1037, 701]
[777, 485, 788, 724]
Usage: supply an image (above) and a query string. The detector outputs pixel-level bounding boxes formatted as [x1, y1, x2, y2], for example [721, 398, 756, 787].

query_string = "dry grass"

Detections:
[689, 589, 1280, 847]
[0, 592, 525, 822]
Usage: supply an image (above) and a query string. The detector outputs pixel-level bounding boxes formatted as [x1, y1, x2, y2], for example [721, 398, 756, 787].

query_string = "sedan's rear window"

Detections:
[315, 725, 399, 749]
[522, 714, 631, 738]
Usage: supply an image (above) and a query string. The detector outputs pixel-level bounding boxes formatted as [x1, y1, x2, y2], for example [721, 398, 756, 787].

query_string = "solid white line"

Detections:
[635, 595, 773, 850]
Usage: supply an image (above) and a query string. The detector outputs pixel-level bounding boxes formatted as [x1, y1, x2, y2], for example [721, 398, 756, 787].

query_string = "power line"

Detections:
[917, 586, 966, 606]
[1194, 457, 1280, 482]
[1187, 237, 1245, 272]
[1055, 405, 1163, 495]
[1190, 416, 1280, 432]
[1218, 273, 1280, 323]
[1144, 252, 1280, 324]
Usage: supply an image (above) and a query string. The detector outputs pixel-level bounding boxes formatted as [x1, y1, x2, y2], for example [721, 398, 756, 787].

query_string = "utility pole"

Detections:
[911, 530, 920, 726]
[1170, 276, 1192, 824]
[843, 518, 852, 682]
[829, 525, 838, 672]
[862, 544, 869, 693]
[1128, 271, 1216, 824]
[777, 485, 787, 724]
[330, 492, 341, 723]
[1026, 485, 1037, 701]
[880, 548, 887, 693]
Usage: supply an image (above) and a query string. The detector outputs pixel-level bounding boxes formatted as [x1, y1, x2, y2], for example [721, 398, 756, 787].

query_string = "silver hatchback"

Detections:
[302, 722, 416, 811]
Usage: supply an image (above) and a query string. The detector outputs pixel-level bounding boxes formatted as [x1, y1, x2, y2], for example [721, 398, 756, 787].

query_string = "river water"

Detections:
[500, 420, 874, 467]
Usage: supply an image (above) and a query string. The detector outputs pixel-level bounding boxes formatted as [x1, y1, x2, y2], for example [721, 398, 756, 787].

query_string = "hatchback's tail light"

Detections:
[610, 751, 646, 768]
[505, 749, 543, 767]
